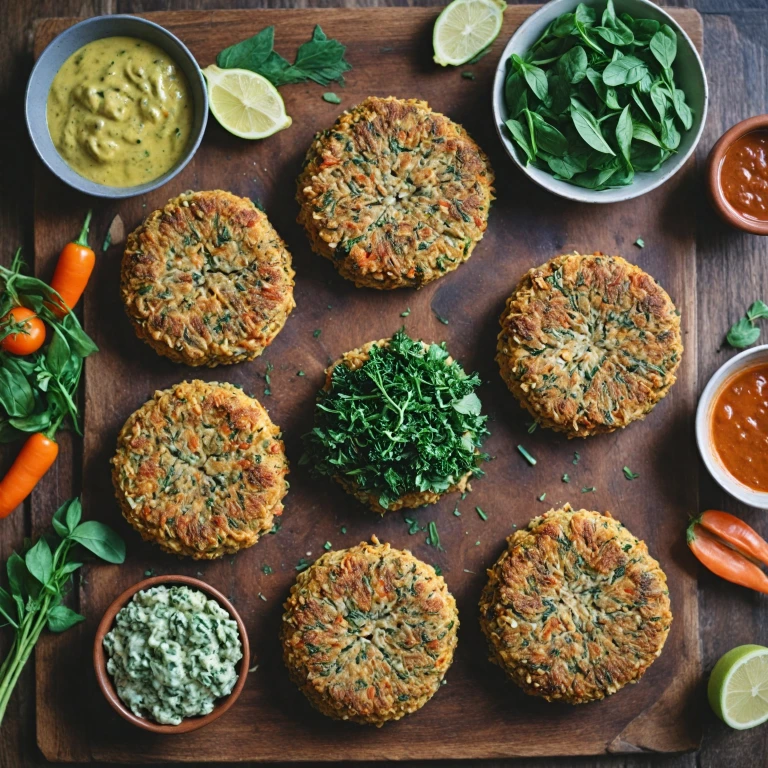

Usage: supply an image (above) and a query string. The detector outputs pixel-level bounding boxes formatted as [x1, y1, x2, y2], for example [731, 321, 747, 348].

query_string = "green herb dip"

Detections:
[46, 36, 193, 187]
[103, 585, 242, 725]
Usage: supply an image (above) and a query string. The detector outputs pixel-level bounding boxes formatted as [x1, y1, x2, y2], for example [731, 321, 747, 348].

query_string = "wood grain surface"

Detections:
[0, 2, 766, 768]
[30, 6, 703, 763]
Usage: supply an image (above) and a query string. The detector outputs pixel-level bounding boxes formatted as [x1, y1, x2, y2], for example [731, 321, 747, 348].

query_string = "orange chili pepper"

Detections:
[0, 433, 59, 518]
[687, 521, 768, 594]
[49, 210, 95, 317]
[697, 510, 768, 567]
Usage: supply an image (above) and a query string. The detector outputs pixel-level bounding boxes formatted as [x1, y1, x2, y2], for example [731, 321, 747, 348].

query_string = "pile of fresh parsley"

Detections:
[216, 25, 351, 87]
[301, 330, 489, 510]
[504, 0, 693, 190]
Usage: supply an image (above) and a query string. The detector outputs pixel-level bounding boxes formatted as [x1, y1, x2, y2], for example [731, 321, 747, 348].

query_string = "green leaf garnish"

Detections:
[517, 445, 537, 466]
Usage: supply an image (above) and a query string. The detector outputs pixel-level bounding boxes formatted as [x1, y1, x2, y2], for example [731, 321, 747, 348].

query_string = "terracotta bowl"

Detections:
[707, 114, 768, 235]
[93, 574, 250, 734]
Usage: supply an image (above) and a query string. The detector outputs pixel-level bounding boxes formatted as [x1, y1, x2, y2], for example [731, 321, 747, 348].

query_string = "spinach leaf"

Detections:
[506, 119, 536, 163]
[570, 99, 615, 155]
[727, 318, 761, 349]
[217, 26, 275, 70]
[672, 88, 693, 130]
[557, 46, 587, 84]
[513, 54, 549, 102]
[527, 110, 568, 156]
[650, 25, 677, 69]
[615, 105, 633, 163]
[603, 54, 649, 86]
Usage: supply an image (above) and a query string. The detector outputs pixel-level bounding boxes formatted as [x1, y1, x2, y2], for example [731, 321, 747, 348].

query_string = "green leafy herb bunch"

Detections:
[0, 498, 125, 725]
[301, 330, 489, 511]
[504, 0, 694, 190]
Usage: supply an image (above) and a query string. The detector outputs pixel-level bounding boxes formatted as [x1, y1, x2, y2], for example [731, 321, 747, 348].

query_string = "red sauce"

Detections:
[720, 130, 768, 221]
[711, 363, 768, 491]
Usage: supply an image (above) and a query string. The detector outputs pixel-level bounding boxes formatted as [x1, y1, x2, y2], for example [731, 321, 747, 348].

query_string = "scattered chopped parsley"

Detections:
[295, 558, 310, 571]
[433, 564, 443, 576]
[323, 91, 341, 104]
[301, 330, 489, 509]
[527, 421, 538, 434]
[258, 593, 267, 602]
[313, 329, 322, 338]
[433, 309, 450, 324]
[144, 568, 155, 577]
[562, 473, 570, 483]
[297, 370, 305, 376]
[573, 452, 580, 465]
[404, 516, 421, 535]
[400, 307, 411, 317]
[475, 506, 488, 521]
[635, 238, 645, 248]
[623, 466, 640, 480]
[340, 526, 347, 534]
[581, 486, 596, 493]
[537, 493, 546, 502]
[323, 541, 332, 550]
[517, 444, 537, 466]
[264, 361, 273, 396]
[102, 230, 112, 253]
[453, 507, 461, 517]
[262, 564, 274, 575]
[461, 71, 476, 80]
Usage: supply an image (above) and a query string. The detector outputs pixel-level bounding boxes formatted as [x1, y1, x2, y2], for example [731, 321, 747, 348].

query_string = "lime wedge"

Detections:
[708, 644, 768, 730]
[202, 65, 292, 140]
[433, 0, 506, 67]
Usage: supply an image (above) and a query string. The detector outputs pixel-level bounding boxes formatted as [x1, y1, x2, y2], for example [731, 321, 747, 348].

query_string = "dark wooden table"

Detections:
[1, 1, 766, 766]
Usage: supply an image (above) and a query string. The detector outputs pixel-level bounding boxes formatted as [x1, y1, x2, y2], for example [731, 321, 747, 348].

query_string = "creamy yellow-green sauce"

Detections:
[46, 36, 193, 187]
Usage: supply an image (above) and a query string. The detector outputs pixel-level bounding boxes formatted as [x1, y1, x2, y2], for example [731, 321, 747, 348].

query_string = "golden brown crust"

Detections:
[111, 380, 288, 559]
[478, 505, 672, 704]
[121, 190, 295, 367]
[296, 96, 494, 290]
[281, 538, 458, 725]
[496, 252, 683, 437]
[321, 339, 471, 514]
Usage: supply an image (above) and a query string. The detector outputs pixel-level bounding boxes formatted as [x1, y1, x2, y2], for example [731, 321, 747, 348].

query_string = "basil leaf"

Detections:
[650, 25, 677, 69]
[748, 300, 768, 322]
[527, 111, 568, 156]
[557, 46, 587, 84]
[288, 25, 352, 87]
[0, 368, 34, 418]
[46, 330, 70, 376]
[25, 538, 53, 586]
[9, 411, 51, 433]
[570, 159, 621, 189]
[570, 99, 615, 155]
[69, 521, 126, 564]
[505, 119, 535, 163]
[603, 54, 649, 86]
[53, 497, 81, 537]
[0, 586, 19, 628]
[47, 605, 85, 633]
[59, 314, 98, 358]
[615, 105, 633, 163]
[672, 88, 693, 130]
[632, 120, 661, 146]
[631, 143, 668, 172]
[727, 318, 760, 349]
[216, 26, 275, 70]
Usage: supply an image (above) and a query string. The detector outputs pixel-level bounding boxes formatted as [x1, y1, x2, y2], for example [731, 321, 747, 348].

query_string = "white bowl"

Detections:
[696, 345, 768, 509]
[491, 0, 708, 204]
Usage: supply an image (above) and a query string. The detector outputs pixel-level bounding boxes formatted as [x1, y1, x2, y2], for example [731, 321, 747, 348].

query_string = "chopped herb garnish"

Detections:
[323, 92, 342, 104]
[404, 516, 421, 535]
[537, 493, 546, 502]
[264, 361, 273, 396]
[102, 231, 112, 253]
[295, 558, 310, 571]
[301, 330, 488, 509]
[427, 521, 443, 550]
[323, 541, 332, 550]
[144, 568, 155, 577]
[433, 564, 443, 575]
[623, 466, 640, 480]
[258, 593, 267, 602]
[517, 444, 537, 466]
[400, 307, 411, 317]
[527, 421, 538, 434]
[433, 309, 450, 325]
[461, 71, 476, 80]
[635, 238, 645, 248]
[562, 473, 570, 483]
[573, 452, 580, 465]
[313, 328, 322, 338]
[581, 486, 596, 493]
[453, 507, 461, 517]
[262, 564, 274, 575]
[297, 370, 305, 376]
[476, 506, 488, 521]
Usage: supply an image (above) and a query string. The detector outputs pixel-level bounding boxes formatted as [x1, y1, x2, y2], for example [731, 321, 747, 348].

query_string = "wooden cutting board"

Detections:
[32, 7, 703, 762]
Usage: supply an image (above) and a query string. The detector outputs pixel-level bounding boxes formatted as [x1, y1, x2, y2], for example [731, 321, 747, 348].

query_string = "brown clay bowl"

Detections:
[707, 114, 768, 235]
[93, 574, 250, 734]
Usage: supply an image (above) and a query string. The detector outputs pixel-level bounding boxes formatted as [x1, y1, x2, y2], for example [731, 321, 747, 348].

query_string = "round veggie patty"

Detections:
[302, 330, 488, 514]
[111, 380, 288, 559]
[121, 189, 295, 367]
[296, 96, 494, 289]
[496, 251, 682, 437]
[479, 505, 672, 704]
[281, 537, 459, 725]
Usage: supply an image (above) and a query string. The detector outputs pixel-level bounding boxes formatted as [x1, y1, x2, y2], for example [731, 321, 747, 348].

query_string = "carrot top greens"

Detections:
[301, 330, 488, 509]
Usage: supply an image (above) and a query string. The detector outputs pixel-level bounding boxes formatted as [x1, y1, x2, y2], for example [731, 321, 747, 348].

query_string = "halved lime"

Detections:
[433, 0, 506, 67]
[708, 644, 768, 730]
[202, 65, 292, 140]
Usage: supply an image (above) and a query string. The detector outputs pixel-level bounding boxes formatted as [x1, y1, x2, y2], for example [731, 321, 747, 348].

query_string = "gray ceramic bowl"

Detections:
[491, 0, 708, 204]
[26, 15, 208, 199]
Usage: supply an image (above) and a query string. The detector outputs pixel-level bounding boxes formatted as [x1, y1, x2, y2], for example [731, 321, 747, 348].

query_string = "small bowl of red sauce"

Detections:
[708, 115, 768, 235]
[697, 345, 768, 508]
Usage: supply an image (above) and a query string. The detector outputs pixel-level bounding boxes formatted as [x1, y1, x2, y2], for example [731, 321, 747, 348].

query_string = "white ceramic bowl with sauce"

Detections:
[491, 0, 708, 204]
[696, 345, 768, 509]
[25, 15, 208, 199]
